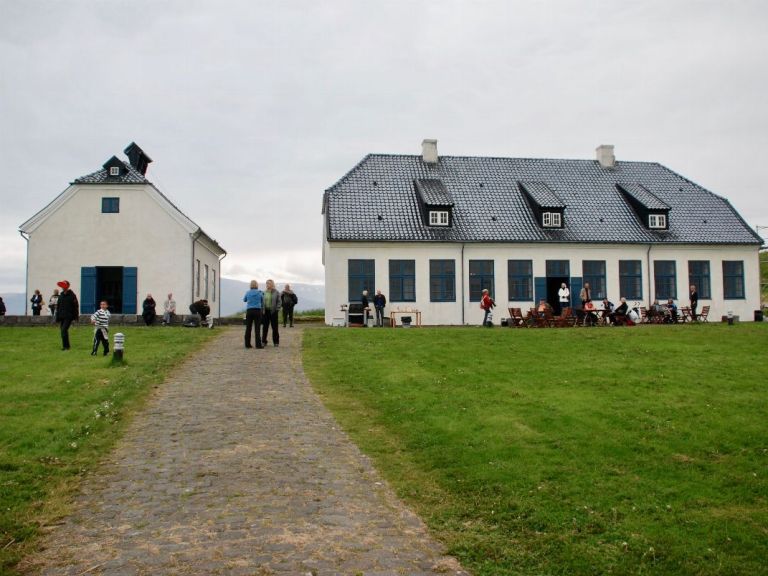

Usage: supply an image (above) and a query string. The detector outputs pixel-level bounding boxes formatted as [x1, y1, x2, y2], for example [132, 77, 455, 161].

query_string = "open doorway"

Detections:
[97, 267, 123, 313]
[547, 276, 569, 314]
[545, 260, 571, 315]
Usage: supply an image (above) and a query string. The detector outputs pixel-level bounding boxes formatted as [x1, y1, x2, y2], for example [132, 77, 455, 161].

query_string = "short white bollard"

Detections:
[113, 332, 125, 361]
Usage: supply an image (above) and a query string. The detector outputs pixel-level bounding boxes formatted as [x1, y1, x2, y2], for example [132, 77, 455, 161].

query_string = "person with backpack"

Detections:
[480, 288, 495, 326]
[280, 284, 298, 328]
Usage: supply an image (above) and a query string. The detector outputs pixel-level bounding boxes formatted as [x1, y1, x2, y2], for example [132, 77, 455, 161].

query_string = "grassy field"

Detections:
[303, 323, 768, 576]
[0, 325, 216, 575]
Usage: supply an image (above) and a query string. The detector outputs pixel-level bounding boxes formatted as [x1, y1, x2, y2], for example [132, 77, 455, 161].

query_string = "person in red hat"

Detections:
[55, 280, 79, 350]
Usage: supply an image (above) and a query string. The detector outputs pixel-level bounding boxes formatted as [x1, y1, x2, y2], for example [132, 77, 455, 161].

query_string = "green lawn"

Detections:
[303, 324, 768, 576]
[0, 325, 216, 575]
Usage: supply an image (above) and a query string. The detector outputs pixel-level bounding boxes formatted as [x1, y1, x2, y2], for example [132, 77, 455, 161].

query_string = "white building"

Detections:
[322, 141, 763, 324]
[19, 143, 226, 317]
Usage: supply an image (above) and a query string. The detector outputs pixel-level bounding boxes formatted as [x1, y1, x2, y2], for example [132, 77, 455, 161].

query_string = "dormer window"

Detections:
[649, 214, 667, 229]
[519, 181, 566, 230]
[109, 166, 120, 176]
[415, 179, 454, 228]
[429, 210, 449, 226]
[542, 212, 562, 228]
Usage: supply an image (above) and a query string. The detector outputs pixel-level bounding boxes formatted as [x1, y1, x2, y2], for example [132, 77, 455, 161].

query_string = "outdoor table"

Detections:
[390, 309, 422, 327]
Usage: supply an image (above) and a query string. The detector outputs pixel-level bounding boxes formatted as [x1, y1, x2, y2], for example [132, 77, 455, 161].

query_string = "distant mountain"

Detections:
[0, 293, 26, 315]
[220, 278, 324, 316]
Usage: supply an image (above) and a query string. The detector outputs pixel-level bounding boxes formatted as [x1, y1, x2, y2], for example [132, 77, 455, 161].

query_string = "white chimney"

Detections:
[596, 144, 615, 169]
[422, 139, 438, 164]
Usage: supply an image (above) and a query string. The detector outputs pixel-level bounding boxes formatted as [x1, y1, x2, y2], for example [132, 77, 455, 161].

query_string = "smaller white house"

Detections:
[19, 143, 226, 317]
[322, 140, 763, 324]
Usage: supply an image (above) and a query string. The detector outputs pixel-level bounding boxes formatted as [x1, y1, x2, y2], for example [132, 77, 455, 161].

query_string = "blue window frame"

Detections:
[469, 260, 494, 301]
[583, 260, 607, 300]
[619, 260, 643, 300]
[101, 197, 120, 213]
[348, 259, 375, 302]
[389, 260, 415, 302]
[508, 260, 533, 300]
[430, 260, 455, 302]
[722, 261, 745, 299]
[654, 260, 677, 300]
[688, 261, 711, 299]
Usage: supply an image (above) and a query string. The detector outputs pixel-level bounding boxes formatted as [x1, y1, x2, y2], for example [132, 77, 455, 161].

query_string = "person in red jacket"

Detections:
[480, 289, 495, 326]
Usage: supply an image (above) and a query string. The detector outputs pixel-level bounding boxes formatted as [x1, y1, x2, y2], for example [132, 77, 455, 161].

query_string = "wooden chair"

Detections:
[639, 307, 650, 324]
[699, 305, 710, 322]
[507, 307, 526, 327]
[555, 307, 578, 327]
[532, 308, 555, 328]
[679, 306, 692, 323]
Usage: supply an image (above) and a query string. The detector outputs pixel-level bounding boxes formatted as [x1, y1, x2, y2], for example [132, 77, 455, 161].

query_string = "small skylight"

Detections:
[109, 166, 120, 176]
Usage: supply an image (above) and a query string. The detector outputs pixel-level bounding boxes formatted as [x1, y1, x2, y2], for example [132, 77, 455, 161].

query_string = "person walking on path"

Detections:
[31, 289, 44, 316]
[142, 293, 157, 326]
[280, 283, 297, 328]
[162, 293, 176, 325]
[21, 327, 468, 575]
[243, 280, 264, 348]
[48, 289, 59, 323]
[55, 280, 79, 351]
[261, 279, 281, 346]
[373, 289, 387, 327]
[90, 300, 111, 356]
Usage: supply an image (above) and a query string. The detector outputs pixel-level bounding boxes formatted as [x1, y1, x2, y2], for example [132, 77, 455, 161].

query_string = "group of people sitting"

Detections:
[537, 296, 631, 326]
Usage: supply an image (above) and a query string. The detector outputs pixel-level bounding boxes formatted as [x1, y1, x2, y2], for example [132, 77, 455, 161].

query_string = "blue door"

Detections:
[80, 267, 97, 314]
[123, 267, 137, 314]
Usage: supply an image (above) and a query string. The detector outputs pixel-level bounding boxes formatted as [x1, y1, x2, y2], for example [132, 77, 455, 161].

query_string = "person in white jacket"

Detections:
[558, 282, 570, 315]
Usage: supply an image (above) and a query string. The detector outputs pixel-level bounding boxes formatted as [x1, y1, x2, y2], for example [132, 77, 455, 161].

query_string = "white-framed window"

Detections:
[649, 214, 667, 229]
[429, 210, 449, 226]
[109, 166, 120, 176]
[542, 212, 561, 227]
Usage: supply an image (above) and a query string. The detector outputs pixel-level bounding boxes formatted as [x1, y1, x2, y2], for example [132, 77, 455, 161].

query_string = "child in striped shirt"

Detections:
[91, 300, 111, 356]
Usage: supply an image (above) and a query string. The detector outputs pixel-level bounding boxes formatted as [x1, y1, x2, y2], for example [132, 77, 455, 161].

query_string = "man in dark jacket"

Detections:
[55, 280, 79, 350]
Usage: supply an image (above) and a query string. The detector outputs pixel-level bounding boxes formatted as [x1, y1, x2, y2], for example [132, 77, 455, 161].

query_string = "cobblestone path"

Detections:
[22, 326, 468, 576]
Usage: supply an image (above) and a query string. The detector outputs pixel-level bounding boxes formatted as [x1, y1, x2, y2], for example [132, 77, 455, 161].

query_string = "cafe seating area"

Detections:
[506, 304, 710, 328]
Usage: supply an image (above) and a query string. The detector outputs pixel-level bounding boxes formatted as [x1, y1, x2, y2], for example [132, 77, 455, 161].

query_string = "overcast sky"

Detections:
[1, 0, 766, 294]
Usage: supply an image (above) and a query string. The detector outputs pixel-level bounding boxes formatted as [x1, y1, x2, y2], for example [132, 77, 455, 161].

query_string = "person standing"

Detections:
[90, 300, 111, 356]
[373, 289, 387, 327]
[361, 290, 370, 327]
[558, 282, 570, 315]
[30, 289, 44, 316]
[0, 296, 6, 316]
[261, 279, 281, 347]
[243, 280, 264, 349]
[162, 293, 176, 325]
[689, 284, 699, 321]
[142, 293, 157, 326]
[48, 289, 59, 323]
[480, 288, 495, 326]
[55, 280, 79, 351]
[579, 282, 592, 309]
[280, 284, 298, 328]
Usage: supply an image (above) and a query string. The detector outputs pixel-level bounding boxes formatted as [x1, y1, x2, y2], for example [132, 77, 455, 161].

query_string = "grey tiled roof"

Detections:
[415, 179, 454, 206]
[325, 154, 762, 245]
[519, 181, 565, 208]
[73, 162, 150, 185]
[617, 182, 670, 210]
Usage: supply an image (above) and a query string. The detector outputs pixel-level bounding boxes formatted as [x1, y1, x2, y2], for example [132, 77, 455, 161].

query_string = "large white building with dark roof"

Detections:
[322, 140, 762, 325]
[19, 143, 226, 317]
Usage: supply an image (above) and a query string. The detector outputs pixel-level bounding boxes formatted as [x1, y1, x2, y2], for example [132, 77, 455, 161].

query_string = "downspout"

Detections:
[191, 229, 202, 306]
[218, 250, 227, 319]
[646, 244, 653, 306]
[461, 243, 466, 325]
[20, 231, 29, 315]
